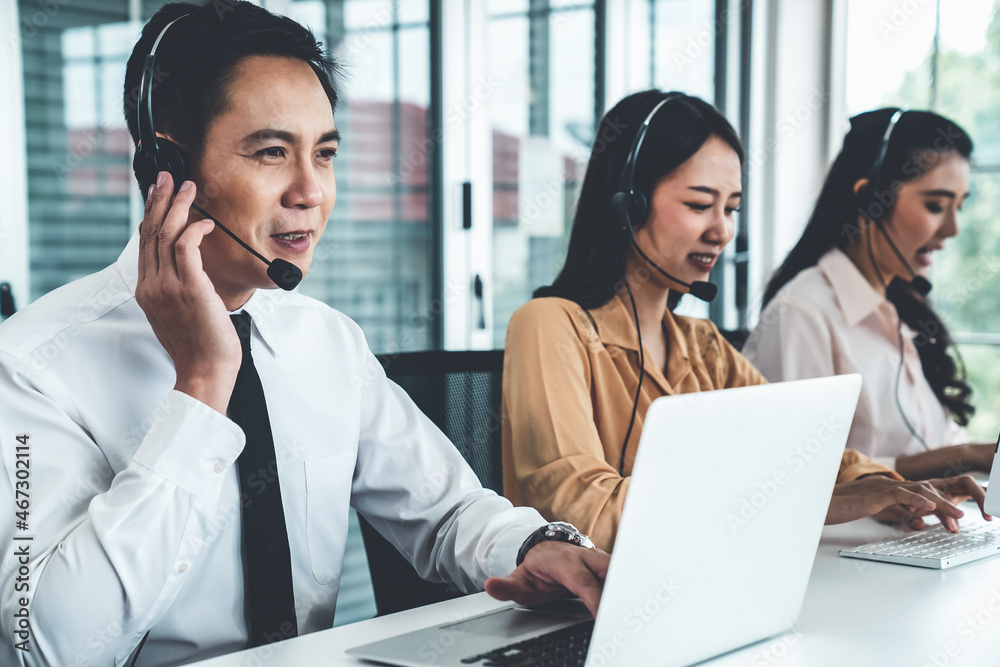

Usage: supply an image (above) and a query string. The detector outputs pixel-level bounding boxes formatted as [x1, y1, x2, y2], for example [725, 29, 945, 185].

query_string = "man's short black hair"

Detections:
[123, 0, 340, 161]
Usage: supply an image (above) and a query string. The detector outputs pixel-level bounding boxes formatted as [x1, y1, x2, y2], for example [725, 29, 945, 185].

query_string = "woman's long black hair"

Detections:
[534, 90, 744, 309]
[761, 108, 975, 425]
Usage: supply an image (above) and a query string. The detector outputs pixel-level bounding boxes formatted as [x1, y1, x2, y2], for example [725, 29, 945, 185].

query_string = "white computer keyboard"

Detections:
[839, 516, 1000, 569]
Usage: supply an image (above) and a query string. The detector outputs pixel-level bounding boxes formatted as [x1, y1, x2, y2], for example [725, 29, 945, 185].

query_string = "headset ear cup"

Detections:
[132, 139, 190, 199]
[630, 191, 648, 226]
[132, 149, 158, 199]
[156, 139, 190, 195]
[609, 191, 632, 231]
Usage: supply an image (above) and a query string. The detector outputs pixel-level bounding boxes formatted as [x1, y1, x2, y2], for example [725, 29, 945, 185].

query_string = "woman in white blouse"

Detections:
[744, 108, 994, 481]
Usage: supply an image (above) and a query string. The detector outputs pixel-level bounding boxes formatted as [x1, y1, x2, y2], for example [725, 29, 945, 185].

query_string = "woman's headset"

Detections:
[610, 93, 717, 476]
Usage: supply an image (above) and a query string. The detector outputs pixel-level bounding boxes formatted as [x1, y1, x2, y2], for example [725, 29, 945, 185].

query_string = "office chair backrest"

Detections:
[359, 350, 505, 616]
[720, 328, 750, 352]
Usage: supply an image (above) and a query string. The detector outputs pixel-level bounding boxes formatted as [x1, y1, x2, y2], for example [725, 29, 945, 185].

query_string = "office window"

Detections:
[487, 0, 742, 345]
[288, 0, 436, 353]
[20, 1, 135, 301]
[19, 0, 436, 355]
[488, 1, 596, 346]
[650, 0, 732, 323]
[651, 0, 716, 102]
[846, 0, 1000, 440]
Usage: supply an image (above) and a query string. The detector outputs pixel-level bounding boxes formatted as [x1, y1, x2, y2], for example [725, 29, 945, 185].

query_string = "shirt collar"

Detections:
[116, 229, 282, 357]
[818, 247, 887, 327]
[587, 292, 692, 380]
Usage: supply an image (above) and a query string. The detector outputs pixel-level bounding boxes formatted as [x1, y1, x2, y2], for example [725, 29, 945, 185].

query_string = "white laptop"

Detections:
[839, 434, 1000, 569]
[347, 374, 862, 667]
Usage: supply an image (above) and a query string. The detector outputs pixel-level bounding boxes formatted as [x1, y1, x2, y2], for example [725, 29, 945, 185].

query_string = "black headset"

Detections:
[856, 109, 933, 296]
[132, 16, 191, 197]
[129, 13, 302, 291]
[609, 93, 720, 476]
[857, 109, 933, 452]
[609, 94, 718, 303]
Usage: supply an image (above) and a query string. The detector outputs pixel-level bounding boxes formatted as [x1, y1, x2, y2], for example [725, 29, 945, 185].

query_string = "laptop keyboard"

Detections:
[840, 517, 1000, 568]
[459, 620, 594, 667]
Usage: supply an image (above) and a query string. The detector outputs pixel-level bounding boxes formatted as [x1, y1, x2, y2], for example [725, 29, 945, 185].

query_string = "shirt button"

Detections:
[178, 563, 188, 574]
[214, 461, 226, 474]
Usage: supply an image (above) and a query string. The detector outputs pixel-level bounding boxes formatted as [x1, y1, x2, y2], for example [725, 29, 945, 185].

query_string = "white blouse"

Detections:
[743, 248, 967, 465]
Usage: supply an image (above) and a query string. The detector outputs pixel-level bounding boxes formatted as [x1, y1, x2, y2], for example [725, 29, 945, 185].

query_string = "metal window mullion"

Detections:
[528, 0, 551, 137]
[736, 0, 754, 330]
[430, 0, 444, 349]
[709, 0, 731, 327]
[930, 0, 940, 110]
[649, 0, 655, 86]
[391, 6, 404, 348]
[595, 0, 606, 120]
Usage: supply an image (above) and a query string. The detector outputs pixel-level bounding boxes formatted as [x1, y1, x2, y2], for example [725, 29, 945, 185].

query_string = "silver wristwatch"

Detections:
[516, 522, 596, 566]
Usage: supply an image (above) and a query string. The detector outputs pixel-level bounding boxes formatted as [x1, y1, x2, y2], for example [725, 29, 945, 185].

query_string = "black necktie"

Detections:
[228, 312, 298, 646]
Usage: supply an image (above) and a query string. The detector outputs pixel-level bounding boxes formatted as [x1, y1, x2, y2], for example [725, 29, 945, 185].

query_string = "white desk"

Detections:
[189, 518, 1000, 666]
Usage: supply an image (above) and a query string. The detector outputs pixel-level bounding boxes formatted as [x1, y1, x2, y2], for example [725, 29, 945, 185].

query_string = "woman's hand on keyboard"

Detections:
[826, 474, 989, 532]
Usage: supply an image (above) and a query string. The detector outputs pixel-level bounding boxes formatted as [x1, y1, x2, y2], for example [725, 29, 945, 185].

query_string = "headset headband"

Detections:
[137, 15, 189, 152]
[619, 93, 684, 196]
[868, 109, 905, 197]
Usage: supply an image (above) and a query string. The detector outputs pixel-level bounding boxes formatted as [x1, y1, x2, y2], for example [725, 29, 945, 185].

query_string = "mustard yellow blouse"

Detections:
[501, 294, 897, 551]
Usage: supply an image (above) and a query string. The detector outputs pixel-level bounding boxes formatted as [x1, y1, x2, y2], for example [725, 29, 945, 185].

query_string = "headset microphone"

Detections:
[874, 225, 932, 296]
[132, 14, 302, 292]
[610, 193, 718, 302]
[190, 204, 303, 291]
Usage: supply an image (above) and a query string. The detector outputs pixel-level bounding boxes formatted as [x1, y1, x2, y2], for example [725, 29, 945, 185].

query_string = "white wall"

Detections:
[745, 0, 847, 324]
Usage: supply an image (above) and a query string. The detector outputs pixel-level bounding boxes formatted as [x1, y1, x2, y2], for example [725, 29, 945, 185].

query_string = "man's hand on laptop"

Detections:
[826, 474, 990, 532]
[484, 541, 610, 618]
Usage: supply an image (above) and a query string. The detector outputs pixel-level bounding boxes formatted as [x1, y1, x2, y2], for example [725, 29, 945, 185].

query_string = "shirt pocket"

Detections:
[303, 452, 355, 584]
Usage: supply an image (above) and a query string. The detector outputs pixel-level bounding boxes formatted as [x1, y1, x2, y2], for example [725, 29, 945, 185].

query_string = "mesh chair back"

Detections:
[359, 350, 505, 615]
[720, 328, 750, 352]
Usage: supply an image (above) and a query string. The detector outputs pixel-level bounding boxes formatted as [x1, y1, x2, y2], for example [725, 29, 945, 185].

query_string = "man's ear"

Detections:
[155, 131, 184, 146]
[138, 132, 181, 150]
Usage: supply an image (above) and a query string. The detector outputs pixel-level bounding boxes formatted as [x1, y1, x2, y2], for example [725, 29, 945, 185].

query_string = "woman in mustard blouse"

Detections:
[501, 90, 986, 552]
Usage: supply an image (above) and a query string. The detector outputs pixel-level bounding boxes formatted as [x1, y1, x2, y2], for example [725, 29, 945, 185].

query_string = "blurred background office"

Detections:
[3, 0, 1000, 624]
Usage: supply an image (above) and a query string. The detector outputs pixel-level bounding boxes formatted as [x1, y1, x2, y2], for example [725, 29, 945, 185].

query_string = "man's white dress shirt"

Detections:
[0, 232, 545, 666]
[743, 248, 967, 466]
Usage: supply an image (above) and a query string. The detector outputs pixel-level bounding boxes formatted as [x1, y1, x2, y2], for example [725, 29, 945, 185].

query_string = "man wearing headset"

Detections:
[0, 2, 606, 664]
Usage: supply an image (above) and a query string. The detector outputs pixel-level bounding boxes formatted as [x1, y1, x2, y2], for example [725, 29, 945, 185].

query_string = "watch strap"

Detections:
[516, 522, 595, 566]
